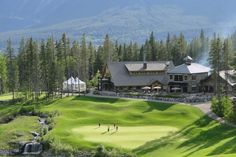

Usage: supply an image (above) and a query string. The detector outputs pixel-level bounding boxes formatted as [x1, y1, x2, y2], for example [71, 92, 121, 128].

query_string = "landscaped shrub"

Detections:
[18, 105, 37, 115]
[221, 97, 233, 119]
[93, 145, 108, 157]
[211, 97, 224, 117]
[93, 145, 136, 157]
[226, 101, 236, 123]
[211, 96, 233, 118]
[42, 135, 76, 156]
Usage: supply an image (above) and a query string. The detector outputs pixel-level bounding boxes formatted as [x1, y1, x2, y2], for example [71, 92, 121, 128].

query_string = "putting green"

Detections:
[72, 125, 178, 149]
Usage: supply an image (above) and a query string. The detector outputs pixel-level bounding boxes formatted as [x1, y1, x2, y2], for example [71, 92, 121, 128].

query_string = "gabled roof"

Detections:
[125, 62, 170, 72]
[168, 63, 210, 74]
[219, 70, 236, 86]
[63, 77, 85, 85]
[107, 61, 174, 87]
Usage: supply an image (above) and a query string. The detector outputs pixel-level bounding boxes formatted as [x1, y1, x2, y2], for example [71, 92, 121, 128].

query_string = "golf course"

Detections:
[1, 96, 236, 156]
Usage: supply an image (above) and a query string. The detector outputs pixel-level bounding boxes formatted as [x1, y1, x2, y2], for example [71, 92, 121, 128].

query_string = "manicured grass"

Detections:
[40, 96, 203, 149]
[72, 125, 178, 149]
[39, 96, 236, 157]
[0, 116, 41, 149]
[1, 96, 236, 157]
[135, 116, 236, 157]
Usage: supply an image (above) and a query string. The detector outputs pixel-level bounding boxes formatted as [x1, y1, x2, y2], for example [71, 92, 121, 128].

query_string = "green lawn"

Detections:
[0, 93, 13, 101]
[0, 116, 41, 149]
[72, 125, 178, 149]
[1, 96, 236, 157]
[38, 96, 236, 156]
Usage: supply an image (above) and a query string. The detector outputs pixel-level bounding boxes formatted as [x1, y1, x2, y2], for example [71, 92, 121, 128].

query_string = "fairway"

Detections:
[35, 96, 236, 156]
[72, 125, 178, 149]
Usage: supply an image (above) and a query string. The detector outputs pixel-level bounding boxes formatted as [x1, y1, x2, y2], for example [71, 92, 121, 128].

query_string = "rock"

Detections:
[30, 131, 40, 137]
[22, 142, 43, 155]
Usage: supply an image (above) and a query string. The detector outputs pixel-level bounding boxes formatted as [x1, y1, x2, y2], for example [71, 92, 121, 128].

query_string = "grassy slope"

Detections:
[40, 97, 200, 149]
[0, 96, 236, 156]
[0, 100, 40, 150]
[40, 96, 236, 157]
[0, 116, 41, 149]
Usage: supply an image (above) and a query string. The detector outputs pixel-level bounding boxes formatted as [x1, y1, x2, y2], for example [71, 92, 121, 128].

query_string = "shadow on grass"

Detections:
[110, 131, 117, 135]
[101, 131, 108, 134]
[176, 115, 236, 157]
[143, 101, 174, 113]
[134, 115, 236, 156]
[72, 96, 129, 104]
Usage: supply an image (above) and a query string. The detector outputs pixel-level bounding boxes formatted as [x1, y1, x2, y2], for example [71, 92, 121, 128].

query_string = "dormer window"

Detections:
[184, 56, 193, 65]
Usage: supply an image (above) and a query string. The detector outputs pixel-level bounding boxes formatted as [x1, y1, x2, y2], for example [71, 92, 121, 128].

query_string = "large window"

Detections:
[170, 75, 173, 80]
[174, 75, 183, 81]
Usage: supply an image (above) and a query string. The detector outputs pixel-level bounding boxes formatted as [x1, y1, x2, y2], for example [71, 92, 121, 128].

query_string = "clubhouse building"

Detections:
[99, 56, 234, 93]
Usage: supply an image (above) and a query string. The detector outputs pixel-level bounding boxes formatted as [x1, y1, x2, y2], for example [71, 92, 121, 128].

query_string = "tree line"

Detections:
[0, 30, 229, 100]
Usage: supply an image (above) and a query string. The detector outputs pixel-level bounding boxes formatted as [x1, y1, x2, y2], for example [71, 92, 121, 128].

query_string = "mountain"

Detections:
[1, 0, 236, 47]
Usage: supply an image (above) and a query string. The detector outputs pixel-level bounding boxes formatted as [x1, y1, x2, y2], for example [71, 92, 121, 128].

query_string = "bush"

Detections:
[93, 145, 136, 157]
[42, 135, 76, 156]
[211, 96, 233, 118]
[93, 145, 108, 157]
[41, 127, 48, 136]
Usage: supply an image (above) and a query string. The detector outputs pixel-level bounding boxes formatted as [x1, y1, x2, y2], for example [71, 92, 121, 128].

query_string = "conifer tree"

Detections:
[80, 34, 89, 81]
[6, 39, 19, 100]
[0, 54, 7, 94]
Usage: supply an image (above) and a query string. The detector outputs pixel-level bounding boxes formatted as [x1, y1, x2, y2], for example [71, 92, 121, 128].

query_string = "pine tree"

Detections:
[6, 39, 19, 100]
[103, 34, 113, 63]
[166, 33, 172, 60]
[144, 40, 151, 61]
[88, 42, 95, 79]
[222, 39, 233, 95]
[18, 38, 28, 92]
[133, 42, 139, 61]
[209, 35, 223, 97]
[80, 34, 89, 81]
[46, 37, 57, 97]
[39, 40, 49, 94]
[149, 32, 157, 61]
[0, 54, 7, 94]
[94, 46, 104, 73]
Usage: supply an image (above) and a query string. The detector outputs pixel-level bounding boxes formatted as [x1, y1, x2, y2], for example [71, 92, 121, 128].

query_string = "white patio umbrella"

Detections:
[142, 86, 151, 90]
[153, 86, 161, 90]
[172, 87, 181, 92]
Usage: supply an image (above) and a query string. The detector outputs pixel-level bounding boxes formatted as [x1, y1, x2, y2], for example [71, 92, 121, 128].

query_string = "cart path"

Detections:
[192, 102, 236, 127]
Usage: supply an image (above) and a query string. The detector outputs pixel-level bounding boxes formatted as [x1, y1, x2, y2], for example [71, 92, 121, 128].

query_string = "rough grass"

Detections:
[0, 116, 41, 149]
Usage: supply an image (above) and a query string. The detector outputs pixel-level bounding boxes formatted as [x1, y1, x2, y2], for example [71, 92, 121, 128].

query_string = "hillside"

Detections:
[1, 0, 236, 47]
[0, 5, 213, 46]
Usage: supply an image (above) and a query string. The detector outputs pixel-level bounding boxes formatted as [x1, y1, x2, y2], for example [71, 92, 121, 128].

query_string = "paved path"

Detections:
[86, 93, 236, 128]
[192, 102, 236, 127]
